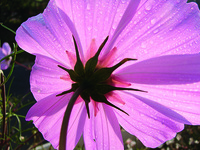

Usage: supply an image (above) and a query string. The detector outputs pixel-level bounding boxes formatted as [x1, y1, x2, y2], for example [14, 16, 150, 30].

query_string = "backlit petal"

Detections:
[83, 102, 123, 150]
[112, 91, 184, 148]
[15, 0, 78, 66]
[109, 0, 200, 64]
[116, 54, 200, 84]
[54, 0, 133, 58]
[0, 42, 11, 70]
[30, 55, 71, 101]
[115, 54, 200, 125]
[26, 93, 86, 149]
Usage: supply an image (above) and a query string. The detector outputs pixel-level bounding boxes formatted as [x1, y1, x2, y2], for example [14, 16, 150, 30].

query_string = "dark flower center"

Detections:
[57, 36, 145, 118]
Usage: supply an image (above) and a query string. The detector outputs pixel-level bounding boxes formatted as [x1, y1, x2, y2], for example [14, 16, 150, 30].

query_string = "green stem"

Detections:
[59, 86, 84, 150]
[0, 23, 16, 35]
[0, 73, 6, 147]
[15, 61, 31, 71]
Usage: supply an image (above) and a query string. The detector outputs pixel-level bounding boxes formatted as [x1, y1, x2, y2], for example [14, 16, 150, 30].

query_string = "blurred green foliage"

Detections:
[0, 0, 49, 23]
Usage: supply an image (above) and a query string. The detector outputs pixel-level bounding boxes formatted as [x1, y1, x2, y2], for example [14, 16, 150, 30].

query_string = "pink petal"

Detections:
[16, 0, 140, 63]
[83, 103, 123, 150]
[0, 42, 11, 70]
[104, 0, 141, 54]
[109, 0, 200, 64]
[112, 91, 184, 148]
[115, 54, 200, 125]
[26, 92, 86, 149]
[30, 55, 71, 101]
[115, 54, 200, 84]
[54, 0, 138, 59]
[15, 0, 78, 66]
[2, 42, 11, 55]
[121, 83, 200, 125]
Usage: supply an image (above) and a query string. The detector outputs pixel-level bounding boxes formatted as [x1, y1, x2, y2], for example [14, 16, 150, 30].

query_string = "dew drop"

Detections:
[121, 0, 126, 4]
[87, 26, 92, 31]
[150, 18, 156, 25]
[145, 3, 152, 11]
[153, 29, 159, 34]
[86, 3, 91, 10]
[150, 40, 154, 44]
[112, 24, 117, 30]
[141, 42, 147, 48]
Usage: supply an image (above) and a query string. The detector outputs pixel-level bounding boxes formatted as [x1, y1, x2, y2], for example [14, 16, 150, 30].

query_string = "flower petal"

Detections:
[30, 55, 71, 101]
[104, 0, 141, 54]
[26, 93, 86, 149]
[124, 84, 200, 125]
[115, 54, 200, 84]
[115, 54, 200, 125]
[54, 0, 141, 59]
[83, 103, 123, 150]
[15, 0, 79, 66]
[111, 0, 200, 63]
[0, 42, 11, 70]
[2, 42, 11, 55]
[112, 91, 184, 148]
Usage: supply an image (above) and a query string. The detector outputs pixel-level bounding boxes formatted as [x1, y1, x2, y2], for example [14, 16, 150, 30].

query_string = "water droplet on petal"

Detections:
[150, 18, 156, 25]
[87, 26, 92, 31]
[87, 3, 91, 10]
[141, 42, 147, 48]
[112, 24, 117, 30]
[153, 29, 159, 34]
[145, 3, 152, 10]
[121, 0, 126, 4]
[150, 40, 154, 44]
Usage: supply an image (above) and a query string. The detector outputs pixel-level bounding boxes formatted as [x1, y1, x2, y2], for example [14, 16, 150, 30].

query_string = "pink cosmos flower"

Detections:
[0, 42, 12, 70]
[15, 0, 200, 149]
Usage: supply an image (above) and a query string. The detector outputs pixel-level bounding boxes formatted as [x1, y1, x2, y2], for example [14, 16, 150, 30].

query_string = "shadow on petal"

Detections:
[128, 92, 192, 125]
[116, 53, 200, 85]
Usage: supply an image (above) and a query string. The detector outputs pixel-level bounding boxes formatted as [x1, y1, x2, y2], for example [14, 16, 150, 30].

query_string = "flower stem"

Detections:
[15, 61, 32, 70]
[59, 86, 84, 150]
[0, 72, 6, 147]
